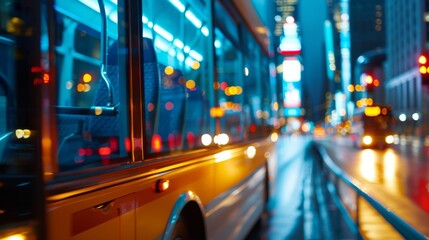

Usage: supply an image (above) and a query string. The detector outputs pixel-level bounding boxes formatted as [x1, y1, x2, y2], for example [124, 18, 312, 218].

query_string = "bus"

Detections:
[0, 0, 279, 239]
[351, 105, 395, 149]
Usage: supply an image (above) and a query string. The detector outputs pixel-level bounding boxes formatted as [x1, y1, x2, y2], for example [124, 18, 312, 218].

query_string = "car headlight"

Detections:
[385, 135, 394, 144]
[363, 135, 373, 145]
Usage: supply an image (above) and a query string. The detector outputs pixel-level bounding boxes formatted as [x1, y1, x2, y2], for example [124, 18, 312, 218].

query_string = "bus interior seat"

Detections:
[157, 64, 186, 151]
[142, 37, 160, 146]
[58, 41, 119, 169]
[88, 40, 120, 139]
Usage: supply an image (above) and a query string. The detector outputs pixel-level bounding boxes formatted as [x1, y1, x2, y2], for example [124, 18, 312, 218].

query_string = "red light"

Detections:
[373, 79, 380, 87]
[152, 134, 162, 152]
[187, 132, 195, 146]
[165, 102, 174, 110]
[43, 73, 50, 83]
[78, 148, 86, 157]
[109, 137, 119, 152]
[125, 138, 131, 152]
[99, 147, 111, 156]
[31, 66, 43, 72]
[250, 124, 257, 133]
[168, 134, 175, 150]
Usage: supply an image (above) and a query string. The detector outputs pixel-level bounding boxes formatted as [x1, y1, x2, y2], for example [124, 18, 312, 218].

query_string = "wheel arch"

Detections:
[162, 191, 206, 240]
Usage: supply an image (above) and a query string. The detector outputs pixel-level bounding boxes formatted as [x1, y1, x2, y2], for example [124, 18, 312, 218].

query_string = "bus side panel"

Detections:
[47, 159, 214, 240]
[206, 140, 273, 240]
[48, 192, 136, 240]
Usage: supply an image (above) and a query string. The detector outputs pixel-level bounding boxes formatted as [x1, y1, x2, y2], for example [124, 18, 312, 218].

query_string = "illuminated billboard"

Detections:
[282, 57, 301, 82]
[278, 16, 301, 55]
[283, 82, 301, 108]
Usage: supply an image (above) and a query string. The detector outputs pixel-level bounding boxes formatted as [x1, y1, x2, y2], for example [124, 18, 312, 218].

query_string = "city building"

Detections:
[384, 0, 429, 138]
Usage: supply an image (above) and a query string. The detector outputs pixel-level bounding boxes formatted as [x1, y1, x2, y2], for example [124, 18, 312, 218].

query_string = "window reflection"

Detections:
[143, 0, 213, 153]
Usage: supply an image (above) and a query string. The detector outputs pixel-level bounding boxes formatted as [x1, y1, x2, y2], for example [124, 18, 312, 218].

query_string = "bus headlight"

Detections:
[362, 135, 373, 145]
[385, 135, 394, 144]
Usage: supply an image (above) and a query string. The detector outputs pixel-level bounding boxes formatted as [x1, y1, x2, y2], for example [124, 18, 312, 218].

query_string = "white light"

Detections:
[412, 113, 420, 121]
[399, 113, 406, 122]
[142, 15, 149, 24]
[246, 146, 256, 159]
[214, 150, 232, 163]
[185, 57, 194, 67]
[177, 52, 185, 62]
[109, 13, 118, 23]
[173, 39, 184, 49]
[214, 133, 229, 145]
[286, 16, 295, 23]
[189, 50, 203, 62]
[385, 135, 394, 144]
[201, 26, 209, 36]
[183, 45, 190, 53]
[168, 49, 176, 57]
[214, 40, 221, 48]
[363, 135, 373, 145]
[185, 10, 202, 28]
[244, 67, 249, 76]
[154, 39, 169, 52]
[282, 57, 301, 82]
[169, 0, 186, 12]
[201, 134, 212, 146]
[270, 132, 279, 142]
[153, 24, 173, 41]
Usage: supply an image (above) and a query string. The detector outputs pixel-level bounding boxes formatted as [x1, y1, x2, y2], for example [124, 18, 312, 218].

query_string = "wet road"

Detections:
[246, 135, 354, 240]
[246, 134, 429, 239]
[317, 135, 429, 238]
[320, 135, 429, 214]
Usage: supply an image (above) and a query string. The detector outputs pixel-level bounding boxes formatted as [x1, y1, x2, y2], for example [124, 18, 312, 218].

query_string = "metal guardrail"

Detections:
[315, 143, 427, 240]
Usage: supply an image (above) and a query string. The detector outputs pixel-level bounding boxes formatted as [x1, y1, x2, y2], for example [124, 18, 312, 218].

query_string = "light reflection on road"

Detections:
[320, 136, 429, 213]
[358, 149, 376, 183]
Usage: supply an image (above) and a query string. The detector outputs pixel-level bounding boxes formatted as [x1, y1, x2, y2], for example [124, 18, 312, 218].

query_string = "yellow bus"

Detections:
[0, 0, 279, 239]
[351, 105, 395, 149]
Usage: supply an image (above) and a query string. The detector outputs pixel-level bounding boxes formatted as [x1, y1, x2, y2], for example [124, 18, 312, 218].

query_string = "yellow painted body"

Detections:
[47, 139, 274, 240]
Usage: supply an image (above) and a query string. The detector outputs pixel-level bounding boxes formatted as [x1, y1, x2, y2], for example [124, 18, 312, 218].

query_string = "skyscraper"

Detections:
[384, 0, 429, 138]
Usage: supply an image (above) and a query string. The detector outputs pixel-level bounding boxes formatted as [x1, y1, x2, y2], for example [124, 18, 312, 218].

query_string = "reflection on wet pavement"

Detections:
[247, 136, 355, 240]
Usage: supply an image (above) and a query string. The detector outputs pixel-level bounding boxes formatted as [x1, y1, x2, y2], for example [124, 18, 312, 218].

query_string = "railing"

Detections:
[315, 143, 427, 240]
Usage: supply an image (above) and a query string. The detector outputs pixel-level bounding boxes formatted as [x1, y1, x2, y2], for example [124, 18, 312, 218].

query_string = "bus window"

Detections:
[143, 0, 213, 153]
[54, 0, 130, 171]
[242, 28, 273, 139]
[215, 28, 244, 143]
[214, 2, 244, 143]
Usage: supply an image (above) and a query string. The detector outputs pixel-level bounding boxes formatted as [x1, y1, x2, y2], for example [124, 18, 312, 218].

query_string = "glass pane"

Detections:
[143, 0, 214, 153]
[215, 28, 244, 143]
[55, 0, 130, 171]
[0, 0, 43, 231]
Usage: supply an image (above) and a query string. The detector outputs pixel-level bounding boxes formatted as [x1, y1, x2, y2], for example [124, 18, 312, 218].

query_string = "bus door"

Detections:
[0, 1, 46, 239]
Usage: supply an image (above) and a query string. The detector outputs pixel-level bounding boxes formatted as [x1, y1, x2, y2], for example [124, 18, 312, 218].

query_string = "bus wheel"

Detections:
[171, 215, 190, 240]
